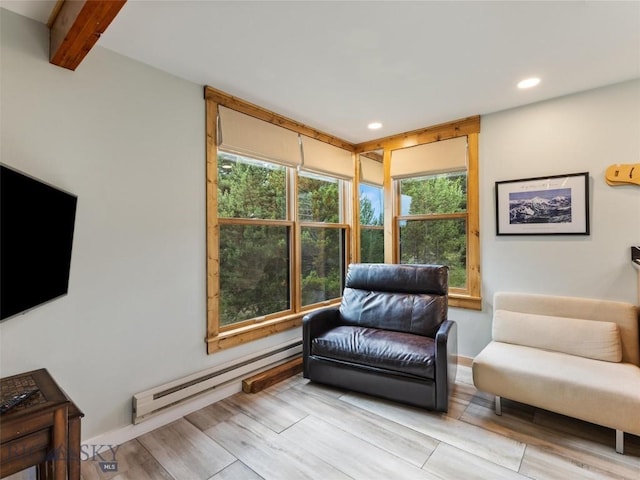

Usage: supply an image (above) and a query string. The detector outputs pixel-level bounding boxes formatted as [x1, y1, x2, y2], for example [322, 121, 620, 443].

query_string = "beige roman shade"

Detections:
[391, 136, 467, 178]
[359, 155, 384, 186]
[218, 105, 302, 167]
[300, 135, 354, 179]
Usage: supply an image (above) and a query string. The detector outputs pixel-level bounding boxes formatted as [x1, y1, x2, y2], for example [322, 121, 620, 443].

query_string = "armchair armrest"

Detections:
[434, 320, 458, 411]
[302, 307, 341, 378]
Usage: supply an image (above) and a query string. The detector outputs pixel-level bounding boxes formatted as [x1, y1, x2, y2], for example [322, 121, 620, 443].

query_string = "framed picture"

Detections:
[496, 172, 589, 235]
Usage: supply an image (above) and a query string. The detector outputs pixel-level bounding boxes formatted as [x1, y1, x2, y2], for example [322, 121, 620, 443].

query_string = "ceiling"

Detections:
[2, 1, 639, 144]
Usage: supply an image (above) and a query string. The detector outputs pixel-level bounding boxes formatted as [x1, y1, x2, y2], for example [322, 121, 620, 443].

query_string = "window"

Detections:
[216, 154, 350, 333]
[398, 172, 467, 288]
[389, 134, 481, 307]
[217, 154, 291, 328]
[205, 88, 355, 353]
[300, 226, 345, 304]
[299, 172, 347, 306]
[359, 184, 384, 263]
[206, 86, 481, 353]
[358, 153, 384, 263]
[355, 121, 481, 310]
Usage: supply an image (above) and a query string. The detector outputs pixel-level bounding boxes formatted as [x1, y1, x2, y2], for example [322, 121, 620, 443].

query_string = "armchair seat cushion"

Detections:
[311, 325, 436, 380]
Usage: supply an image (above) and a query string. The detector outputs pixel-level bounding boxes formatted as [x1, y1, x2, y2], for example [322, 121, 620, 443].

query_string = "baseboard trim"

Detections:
[83, 381, 241, 448]
[85, 354, 475, 447]
[457, 354, 473, 367]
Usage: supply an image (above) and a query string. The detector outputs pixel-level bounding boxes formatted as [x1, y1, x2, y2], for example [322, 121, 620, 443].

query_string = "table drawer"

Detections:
[0, 429, 50, 477]
[0, 410, 56, 443]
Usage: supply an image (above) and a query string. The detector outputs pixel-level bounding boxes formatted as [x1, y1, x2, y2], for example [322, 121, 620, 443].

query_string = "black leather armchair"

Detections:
[303, 263, 457, 412]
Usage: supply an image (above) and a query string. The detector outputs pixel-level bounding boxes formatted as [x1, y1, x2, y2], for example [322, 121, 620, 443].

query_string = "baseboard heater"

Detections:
[132, 339, 302, 424]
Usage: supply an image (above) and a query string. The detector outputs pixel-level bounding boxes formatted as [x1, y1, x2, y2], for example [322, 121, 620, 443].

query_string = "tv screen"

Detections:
[1, 165, 78, 321]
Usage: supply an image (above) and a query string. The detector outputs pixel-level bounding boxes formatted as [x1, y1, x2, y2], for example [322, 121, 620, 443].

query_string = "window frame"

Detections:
[395, 170, 469, 292]
[217, 218, 295, 332]
[358, 182, 385, 263]
[297, 167, 351, 310]
[298, 222, 350, 310]
[355, 124, 481, 310]
[206, 87, 355, 353]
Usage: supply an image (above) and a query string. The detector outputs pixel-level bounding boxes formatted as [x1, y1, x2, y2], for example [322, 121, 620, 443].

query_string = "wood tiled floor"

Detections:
[8, 364, 640, 479]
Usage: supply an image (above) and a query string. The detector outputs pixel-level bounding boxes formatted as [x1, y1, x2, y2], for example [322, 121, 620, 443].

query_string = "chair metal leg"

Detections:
[616, 430, 624, 454]
[495, 395, 502, 416]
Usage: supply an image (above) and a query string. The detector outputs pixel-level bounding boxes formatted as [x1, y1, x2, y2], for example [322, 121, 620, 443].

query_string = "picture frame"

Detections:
[495, 172, 589, 235]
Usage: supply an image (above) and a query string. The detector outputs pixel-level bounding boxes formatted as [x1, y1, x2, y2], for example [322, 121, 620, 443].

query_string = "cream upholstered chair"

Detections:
[472, 292, 640, 454]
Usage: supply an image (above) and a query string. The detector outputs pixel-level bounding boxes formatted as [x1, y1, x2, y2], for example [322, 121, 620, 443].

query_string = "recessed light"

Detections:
[368, 122, 382, 130]
[517, 77, 541, 89]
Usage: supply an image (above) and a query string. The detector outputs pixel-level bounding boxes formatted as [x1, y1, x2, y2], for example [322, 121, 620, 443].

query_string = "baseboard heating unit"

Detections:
[132, 339, 302, 424]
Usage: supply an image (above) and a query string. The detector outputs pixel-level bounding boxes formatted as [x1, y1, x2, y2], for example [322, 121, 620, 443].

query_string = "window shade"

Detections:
[359, 155, 384, 186]
[218, 105, 302, 167]
[391, 136, 467, 178]
[300, 135, 354, 179]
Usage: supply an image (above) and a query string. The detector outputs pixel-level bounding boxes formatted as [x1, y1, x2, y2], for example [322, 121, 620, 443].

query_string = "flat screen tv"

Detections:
[1, 165, 78, 321]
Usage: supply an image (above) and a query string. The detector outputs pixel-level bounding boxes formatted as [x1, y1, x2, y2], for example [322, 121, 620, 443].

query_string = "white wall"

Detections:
[0, 9, 299, 439]
[452, 79, 640, 356]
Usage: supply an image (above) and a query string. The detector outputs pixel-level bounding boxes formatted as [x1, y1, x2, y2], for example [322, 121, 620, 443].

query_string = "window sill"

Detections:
[207, 293, 478, 354]
[449, 294, 482, 311]
[206, 301, 341, 354]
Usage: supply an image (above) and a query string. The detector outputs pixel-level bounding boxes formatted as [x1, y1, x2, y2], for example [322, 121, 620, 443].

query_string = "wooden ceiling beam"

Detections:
[49, 0, 127, 71]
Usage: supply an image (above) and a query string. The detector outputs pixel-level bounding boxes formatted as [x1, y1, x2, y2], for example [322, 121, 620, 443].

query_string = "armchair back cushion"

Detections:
[339, 263, 448, 337]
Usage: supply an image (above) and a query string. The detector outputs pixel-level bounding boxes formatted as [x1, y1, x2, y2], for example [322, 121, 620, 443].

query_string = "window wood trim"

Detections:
[206, 88, 355, 354]
[354, 116, 480, 153]
[357, 122, 482, 311]
[449, 294, 482, 310]
[465, 133, 481, 309]
[396, 212, 468, 222]
[206, 98, 220, 342]
[219, 218, 293, 227]
[205, 86, 355, 152]
[207, 303, 341, 353]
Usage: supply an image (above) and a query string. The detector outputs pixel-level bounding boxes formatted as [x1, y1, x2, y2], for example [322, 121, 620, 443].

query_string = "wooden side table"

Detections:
[0, 369, 83, 480]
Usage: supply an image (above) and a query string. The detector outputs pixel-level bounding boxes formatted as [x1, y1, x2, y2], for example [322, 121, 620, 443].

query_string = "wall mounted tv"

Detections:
[1, 165, 78, 321]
